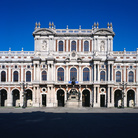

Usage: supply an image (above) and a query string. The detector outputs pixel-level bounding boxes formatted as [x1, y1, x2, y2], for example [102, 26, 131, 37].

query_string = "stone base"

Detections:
[65, 100, 82, 108]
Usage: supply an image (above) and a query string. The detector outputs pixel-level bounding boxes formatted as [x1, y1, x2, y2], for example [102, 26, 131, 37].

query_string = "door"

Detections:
[42, 94, 46, 107]
[100, 95, 105, 107]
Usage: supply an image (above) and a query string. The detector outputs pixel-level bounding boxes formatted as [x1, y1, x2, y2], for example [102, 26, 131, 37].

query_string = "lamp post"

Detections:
[20, 81, 28, 108]
[120, 81, 127, 108]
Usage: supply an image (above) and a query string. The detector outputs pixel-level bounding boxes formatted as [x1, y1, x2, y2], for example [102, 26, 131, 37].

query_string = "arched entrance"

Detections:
[42, 94, 47, 107]
[127, 90, 135, 107]
[100, 94, 105, 107]
[57, 89, 64, 107]
[82, 89, 90, 107]
[26, 89, 32, 107]
[0, 89, 7, 106]
[12, 89, 20, 107]
[114, 90, 122, 107]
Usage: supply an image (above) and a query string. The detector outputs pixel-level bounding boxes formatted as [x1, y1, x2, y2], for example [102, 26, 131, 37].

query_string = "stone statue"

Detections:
[42, 40, 47, 50]
[100, 41, 105, 51]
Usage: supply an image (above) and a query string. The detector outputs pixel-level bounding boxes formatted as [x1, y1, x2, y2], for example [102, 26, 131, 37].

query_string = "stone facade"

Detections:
[0, 22, 138, 108]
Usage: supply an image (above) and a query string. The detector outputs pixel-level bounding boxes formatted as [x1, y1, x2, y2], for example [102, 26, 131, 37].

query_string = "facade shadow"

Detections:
[0, 112, 138, 138]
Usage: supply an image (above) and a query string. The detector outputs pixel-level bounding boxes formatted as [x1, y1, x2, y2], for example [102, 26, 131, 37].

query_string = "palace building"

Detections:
[0, 22, 138, 108]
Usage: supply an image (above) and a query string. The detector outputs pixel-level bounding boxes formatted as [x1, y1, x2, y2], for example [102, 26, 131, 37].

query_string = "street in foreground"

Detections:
[0, 107, 138, 138]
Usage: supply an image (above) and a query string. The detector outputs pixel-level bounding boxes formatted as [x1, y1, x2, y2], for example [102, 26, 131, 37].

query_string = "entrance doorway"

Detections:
[26, 89, 32, 107]
[42, 94, 46, 107]
[127, 90, 135, 107]
[100, 94, 105, 107]
[0, 89, 7, 106]
[57, 89, 64, 107]
[82, 90, 90, 107]
[114, 90, 122, 107]
[12, 89, 20, 107]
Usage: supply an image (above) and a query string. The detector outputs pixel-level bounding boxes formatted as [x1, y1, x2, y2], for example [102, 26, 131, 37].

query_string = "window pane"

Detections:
[59, 41, 63, 51]
[1, 71, 6, 82]
[100, 71, 105, 81]
[58, 68, 64, 81]
[116, 71, 121, 82]
[42, 71, 47, 81]
[71, 41, 76, 51]
[84, 41, 89, 52]
[70, 68, 77, 81]
[26, 71, 31, 82]
[13, 71, 18, 82]
[83, 68, 89, 81]
[129, 71, 134, 82]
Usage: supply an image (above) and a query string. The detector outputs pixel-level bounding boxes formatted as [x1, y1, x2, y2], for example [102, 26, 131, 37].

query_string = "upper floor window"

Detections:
[83, 68, 90, 81]
[42, 71, 47, 81]
[26, 71, 31, 82]
[100, 71, 105, 81]
[27, 65, 30, 69]
[130, 66, 133, 69]
[117, 65, 120, 69]
[59, 41, 63, 51]
[129, 71, 134, 82]
[1, 71, 6, 82]
[13, 71, 18, 82]
[116, 71, 121, 82]
[84, 41, 89, 52]
[71, 41, 76, 51]
[70, 68, 77, 81]
[57, 68, 64, 81]
[15, 65, 17, 68]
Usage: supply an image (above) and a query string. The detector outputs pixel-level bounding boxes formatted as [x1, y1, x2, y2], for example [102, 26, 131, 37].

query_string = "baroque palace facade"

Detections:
[0, 22, 138, 108]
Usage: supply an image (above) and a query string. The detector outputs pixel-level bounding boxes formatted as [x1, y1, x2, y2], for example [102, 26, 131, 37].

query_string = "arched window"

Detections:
[71, 41, 76, 51]
[26, 71, 31, 82]
[13, 71, 18, 82]
[100, 71, 105, 81]
[83, 68, 90, 81]
[84, 41, 89, 52]
[129, 71, 134, 82]
[1, 71, 6, 82]
[59, 41, 63, 51]
[57, 68, 64, 81]
[70, 68, 77, 81]
[116, 71, 121, 82]
[42, 71, 47, 81]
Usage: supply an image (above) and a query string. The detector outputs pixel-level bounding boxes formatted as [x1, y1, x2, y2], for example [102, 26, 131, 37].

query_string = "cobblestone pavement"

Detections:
[0, 107, 138, 113]
[0, 107, 138, 138]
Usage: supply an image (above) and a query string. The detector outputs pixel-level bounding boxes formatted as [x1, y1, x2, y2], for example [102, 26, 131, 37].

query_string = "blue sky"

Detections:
[0, 0, 138, 51]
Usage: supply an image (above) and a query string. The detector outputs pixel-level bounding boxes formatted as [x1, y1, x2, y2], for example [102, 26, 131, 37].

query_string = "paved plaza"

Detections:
[0, 107, 138, 138]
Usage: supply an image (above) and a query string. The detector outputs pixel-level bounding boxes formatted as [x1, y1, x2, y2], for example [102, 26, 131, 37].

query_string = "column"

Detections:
[34, 64, 36, 81]
[124, 89, 127, 107]
[97, 86, 100, 107]
[79, 65, 81, 82]
[7, 87, 12, 106]
[66, 39, 68, 52]
[20, 87, 23, 107]
[111, 87, 114, 107]
[79, 39, 81, 52]
[8, 65, 11, 82]
[111, 64, 113, 82]
[107, 87, 110, 107]
[124, 66, 126, 82]
[98, 64, 100, 82]
[93, 86, 96, 107]
[37, 86, 40, 107]
[135, 87, 138, 107]
[136, 64, 138, 83]
[108, 64, 110, 82]
[94, 64, 96, 82]
[66, 65, 68, 82]
[33, 86, 36, 106]
[90, 88, 92, 107]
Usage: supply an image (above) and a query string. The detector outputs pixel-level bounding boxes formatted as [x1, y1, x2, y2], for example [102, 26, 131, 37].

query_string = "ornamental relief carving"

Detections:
[42, 40, 47, 51]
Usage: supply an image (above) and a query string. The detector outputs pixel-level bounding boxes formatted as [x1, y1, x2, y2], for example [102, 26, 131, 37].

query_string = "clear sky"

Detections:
[0, 0, 138, 51]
